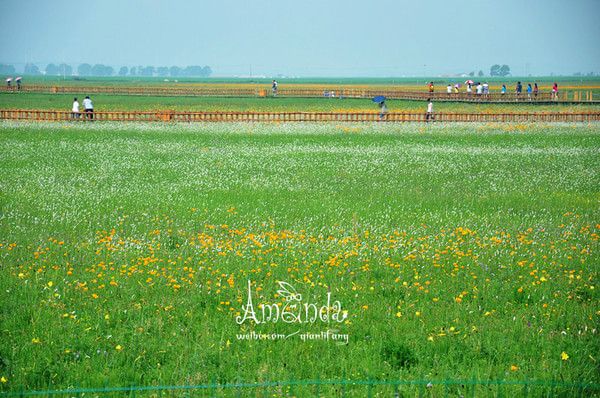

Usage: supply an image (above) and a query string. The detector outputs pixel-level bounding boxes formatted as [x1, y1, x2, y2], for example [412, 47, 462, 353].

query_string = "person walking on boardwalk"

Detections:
[272, 80, 278, 96]
[447, 84, 452, 95]
[426, 98, 434, 122]
[378, 100, 388, 121]
[501, 84, 507, 95]
[515, 81, 523, 100]
[428, 81, 434, 93]
[72, 97, 80, 119]
[15, 77, 22, 90]
[527, 83, 533, 100]
[83, 96, 94, 120]
[5, 77, 12, 89]
[533, 82, 539, 99]
[552, 82, 558, 100]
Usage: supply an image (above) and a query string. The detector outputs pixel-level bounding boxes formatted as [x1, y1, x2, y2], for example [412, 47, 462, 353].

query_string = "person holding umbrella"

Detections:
[373, 96, 387, 121]
[465, 80, 474, 95]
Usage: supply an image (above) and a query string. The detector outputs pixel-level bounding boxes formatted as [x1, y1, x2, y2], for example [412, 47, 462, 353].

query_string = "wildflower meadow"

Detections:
[0, 121, 598, 395]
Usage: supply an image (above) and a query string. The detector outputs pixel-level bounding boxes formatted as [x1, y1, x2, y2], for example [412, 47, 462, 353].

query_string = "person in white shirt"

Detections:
[83, 96, 93, 120]
[426, 98, 434, 122]
[72, 97, 80, 119]
[476, 83, 483, 95]
[447, 84, 452, 95]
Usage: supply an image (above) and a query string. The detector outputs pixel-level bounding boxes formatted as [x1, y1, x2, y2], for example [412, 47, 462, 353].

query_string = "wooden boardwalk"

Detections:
[1, 85, 598, 103]
[1, 109, 599, 123]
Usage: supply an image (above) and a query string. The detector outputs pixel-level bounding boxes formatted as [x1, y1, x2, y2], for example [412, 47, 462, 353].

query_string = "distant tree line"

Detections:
[0, 63, 212, 77]
[0, 64, 16, 74]
[573, 71, 596, 77]
[120, 65, 213, 77]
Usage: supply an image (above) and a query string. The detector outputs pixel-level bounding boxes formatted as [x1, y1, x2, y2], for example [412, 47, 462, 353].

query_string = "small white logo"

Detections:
[235, 280, 348, 325]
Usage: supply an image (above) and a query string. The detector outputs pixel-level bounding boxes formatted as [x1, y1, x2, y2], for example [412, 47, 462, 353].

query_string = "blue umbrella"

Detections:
[372, 95, 386, 103]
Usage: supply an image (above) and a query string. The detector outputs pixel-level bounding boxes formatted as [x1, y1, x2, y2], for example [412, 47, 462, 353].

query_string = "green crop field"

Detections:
[0, 121, 598, 396]
[2, 92, 600, 114]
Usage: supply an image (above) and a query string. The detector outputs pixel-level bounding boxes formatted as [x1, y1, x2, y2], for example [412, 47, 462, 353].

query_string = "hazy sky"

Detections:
[1, 0, 599, 76]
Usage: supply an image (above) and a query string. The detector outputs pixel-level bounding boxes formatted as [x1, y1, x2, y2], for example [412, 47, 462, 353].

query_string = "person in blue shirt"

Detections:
[501, 84, 507, 95]
[527, 83, 532, 100]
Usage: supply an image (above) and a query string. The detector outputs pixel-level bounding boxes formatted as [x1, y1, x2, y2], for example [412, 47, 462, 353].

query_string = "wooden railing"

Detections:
[1, 85, 596, 103]
[1, 109, 599, 123]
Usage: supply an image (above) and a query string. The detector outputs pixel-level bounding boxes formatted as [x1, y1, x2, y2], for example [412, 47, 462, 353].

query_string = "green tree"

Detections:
[91, 64, 113, 76]
[499, 64, 511, 76]
[490, 64, 501, 76]
[156, 66, 169, 76]
[118, 66, 128, 76]
[139, 66, 154, 76]
[45, 63, 59, 76]
[58, 63, 73, 76]
[24, 63, 41, 75]
[78, 63, 92, 76]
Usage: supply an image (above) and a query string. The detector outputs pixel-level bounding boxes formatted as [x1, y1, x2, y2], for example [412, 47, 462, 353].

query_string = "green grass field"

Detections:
[0, 121, 598, 395]
[2, 93, 600, 113]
